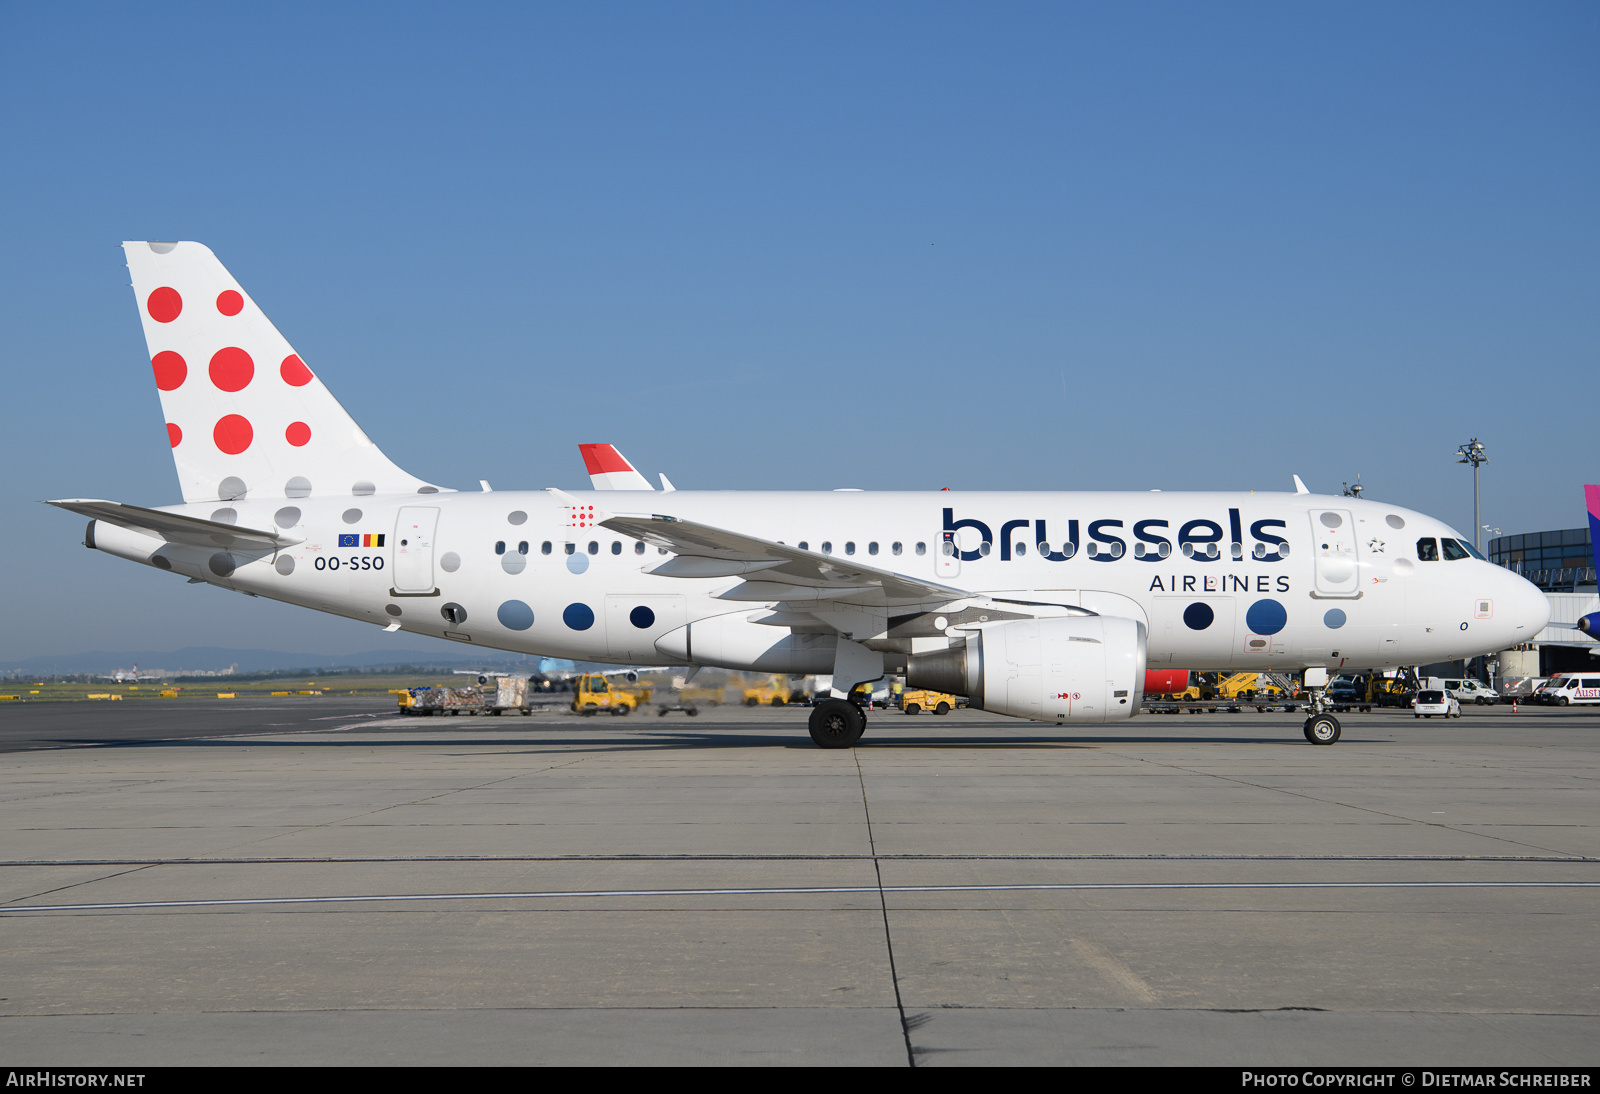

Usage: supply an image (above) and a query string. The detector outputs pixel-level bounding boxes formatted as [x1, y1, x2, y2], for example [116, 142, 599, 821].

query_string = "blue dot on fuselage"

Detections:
[566, 552, 589, 574]
[1246, 598, 1288, 636]
[1323, 608, 1347, 629]
[563, 602, 595, 631]
[497, 600, 534, 631]
[630, 605, 656, 629]
[1182, 602, 1214, 630]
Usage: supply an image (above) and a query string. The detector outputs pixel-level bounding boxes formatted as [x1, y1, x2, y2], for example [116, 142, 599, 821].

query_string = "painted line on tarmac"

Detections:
[1, 853, 1592, 866]
[3, 880, 1597, 914]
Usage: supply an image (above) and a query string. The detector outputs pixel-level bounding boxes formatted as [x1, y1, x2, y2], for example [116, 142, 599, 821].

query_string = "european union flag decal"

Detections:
[339, 534, 359, 547]
[339, 533, 385, 548]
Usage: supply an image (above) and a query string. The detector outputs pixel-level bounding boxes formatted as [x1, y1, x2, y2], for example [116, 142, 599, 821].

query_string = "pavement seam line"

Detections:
[1114, 750, 1589, 860]
[855, 751, 916, 1068]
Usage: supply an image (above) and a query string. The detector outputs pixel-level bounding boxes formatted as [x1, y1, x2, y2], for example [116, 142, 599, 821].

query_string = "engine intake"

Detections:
[907, 615, 1147, 723]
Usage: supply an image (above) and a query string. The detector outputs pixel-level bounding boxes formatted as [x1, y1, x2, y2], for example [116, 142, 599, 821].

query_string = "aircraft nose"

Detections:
[1504, 572, 1551, 639]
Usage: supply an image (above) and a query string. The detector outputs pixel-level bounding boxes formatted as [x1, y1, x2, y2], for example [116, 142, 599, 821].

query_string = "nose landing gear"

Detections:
[1303, 712, 1341, 744]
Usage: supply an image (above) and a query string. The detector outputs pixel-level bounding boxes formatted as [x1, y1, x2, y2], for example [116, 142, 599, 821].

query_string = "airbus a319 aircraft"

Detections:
[51, 242, 1552, 748]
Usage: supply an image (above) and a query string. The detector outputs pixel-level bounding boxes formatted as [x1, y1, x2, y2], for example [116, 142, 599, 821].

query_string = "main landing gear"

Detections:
[809, 698, 866, 749]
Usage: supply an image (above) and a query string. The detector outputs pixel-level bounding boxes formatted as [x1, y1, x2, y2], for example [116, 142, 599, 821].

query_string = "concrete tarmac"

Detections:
[0, 699, 1595, 1066]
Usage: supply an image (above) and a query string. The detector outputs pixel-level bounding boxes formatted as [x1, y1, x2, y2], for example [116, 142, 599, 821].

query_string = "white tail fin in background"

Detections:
[579, 444, 655, 491]
[123, 241, 442, 503]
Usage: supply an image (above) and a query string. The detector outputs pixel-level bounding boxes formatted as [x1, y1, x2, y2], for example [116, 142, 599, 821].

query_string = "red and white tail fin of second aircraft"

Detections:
[579, 444, 656, 491]
[123, 241, 439, 504]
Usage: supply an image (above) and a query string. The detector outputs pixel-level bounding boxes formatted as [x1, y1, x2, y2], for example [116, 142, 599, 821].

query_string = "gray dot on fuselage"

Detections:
[218, 477, 247, 500]
[508, 511, 527, 525]
[211, 508, 238, 524]
[352, 481, 375, 496]
[501, 552, 526, 575]
[385, 603, 401, 617]
[209, 552, 235, 577]
[284, 477, 312, 498]
[275, 507, 302, 528]
[343, 509, 362, 524]
[439, 552, 461, 573]
[417, 486, 439, 494]
[274, 555, 295, 576]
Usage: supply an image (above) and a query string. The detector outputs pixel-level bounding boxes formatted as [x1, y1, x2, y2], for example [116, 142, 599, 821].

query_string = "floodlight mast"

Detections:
[1455, 438, 1489, 553]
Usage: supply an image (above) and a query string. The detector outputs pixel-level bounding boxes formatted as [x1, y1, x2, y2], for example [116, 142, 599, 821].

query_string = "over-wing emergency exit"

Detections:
[49, 242, 1552, 748]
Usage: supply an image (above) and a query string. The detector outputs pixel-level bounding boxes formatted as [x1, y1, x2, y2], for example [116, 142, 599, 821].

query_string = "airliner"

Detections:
[50, 242, 1551, 748]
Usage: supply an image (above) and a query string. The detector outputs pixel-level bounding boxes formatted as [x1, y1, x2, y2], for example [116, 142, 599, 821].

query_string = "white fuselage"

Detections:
[91, 488, 1550, 674]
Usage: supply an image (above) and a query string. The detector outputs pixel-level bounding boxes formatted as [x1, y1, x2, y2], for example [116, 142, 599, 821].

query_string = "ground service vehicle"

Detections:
[57, 241, 1554, 750]
[1424, 677, 1500, 705]
[901, 689, 956, 715]
[1537, 674, 1600, 706]
[1413, 689, 1461, 718]
[572, 673, 651, 715]
[741, 676, 793, 706]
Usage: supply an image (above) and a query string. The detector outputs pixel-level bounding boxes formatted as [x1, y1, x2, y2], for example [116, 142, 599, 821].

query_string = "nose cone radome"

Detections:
[1504, 571, 1551, 640]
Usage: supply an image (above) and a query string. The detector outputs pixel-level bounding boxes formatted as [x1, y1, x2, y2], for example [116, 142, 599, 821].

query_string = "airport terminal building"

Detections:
[1487, 526, 1599, 676]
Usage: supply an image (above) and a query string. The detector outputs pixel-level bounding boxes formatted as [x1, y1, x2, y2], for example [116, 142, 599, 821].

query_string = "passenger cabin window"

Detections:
[634, 541, 645, 555]
[518, 541, 529, 555]
[611, 541, 622, 555]
[798, 541, 809, 551]
[868, 542, 879, 555]
[564, 543, 575, 555]
[915, 542, 926, 556]
[845, 542, 855, 556]
[1417, 538, 1439, 561]
[588, 541, 599, 555]
[495, 541, 506, 555]
[821, 542, 832, 554]
[892, 542, 903, 556]
[1441, 538, 1470, 561]
[1015, 541, 1027, 556]
[541, 541, 552, 555]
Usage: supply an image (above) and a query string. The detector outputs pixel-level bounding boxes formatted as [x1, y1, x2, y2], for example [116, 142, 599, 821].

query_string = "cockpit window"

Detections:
[1416, 537, 1439, 561]
[1441, 538, 1470, 561]
[1461, 540, 1486, 560]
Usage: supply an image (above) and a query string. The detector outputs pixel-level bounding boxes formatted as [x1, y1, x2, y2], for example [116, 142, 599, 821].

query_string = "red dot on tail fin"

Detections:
[167, 423, 182, 448]
[214, 414, 253, 454]
[216, 290, 243, 316]
[285, 421, 311, 447]
[209, 347, 254, 392]
[151, 351, 187, 390]
[146, 287, 182, 323]
[280, 354, 313, 386]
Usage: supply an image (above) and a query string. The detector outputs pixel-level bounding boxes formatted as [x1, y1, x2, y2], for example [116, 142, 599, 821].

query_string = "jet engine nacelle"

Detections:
[906, 615, 1147, 723]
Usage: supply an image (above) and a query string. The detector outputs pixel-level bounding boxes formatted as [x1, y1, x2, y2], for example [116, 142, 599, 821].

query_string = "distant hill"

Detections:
[0, 646, 548, 677]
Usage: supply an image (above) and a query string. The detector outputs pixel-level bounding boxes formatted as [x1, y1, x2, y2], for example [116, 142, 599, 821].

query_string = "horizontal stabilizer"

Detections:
[47, 499, 300, 551]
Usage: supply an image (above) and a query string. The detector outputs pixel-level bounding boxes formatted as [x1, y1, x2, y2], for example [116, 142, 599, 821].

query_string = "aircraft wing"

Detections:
[47, 499, 301, 551]
[553, 490, 965, 606]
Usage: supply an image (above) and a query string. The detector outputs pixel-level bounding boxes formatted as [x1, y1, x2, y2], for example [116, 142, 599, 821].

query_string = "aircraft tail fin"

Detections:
[122, 241, 442, 503]
[579, 444, 655, 491]
[1579, 485, 1600, 638]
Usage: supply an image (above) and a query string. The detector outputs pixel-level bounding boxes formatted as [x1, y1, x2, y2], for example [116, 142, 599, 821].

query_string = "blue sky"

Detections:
[1, 2, 1595, 659]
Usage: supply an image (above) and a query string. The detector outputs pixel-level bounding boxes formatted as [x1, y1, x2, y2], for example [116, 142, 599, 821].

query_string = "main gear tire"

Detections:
[809, 699, 866, 749]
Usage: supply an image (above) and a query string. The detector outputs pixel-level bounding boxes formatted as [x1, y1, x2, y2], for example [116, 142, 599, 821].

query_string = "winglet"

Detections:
[659, 472, 676, 492]
[579, 444, 655, 491]
[1293, 475, 1310, 495]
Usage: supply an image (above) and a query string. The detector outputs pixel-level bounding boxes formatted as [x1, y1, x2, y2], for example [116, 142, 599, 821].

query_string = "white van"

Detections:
[1423, 677, 1500, 706]
[1536, 674, 1600, 706]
